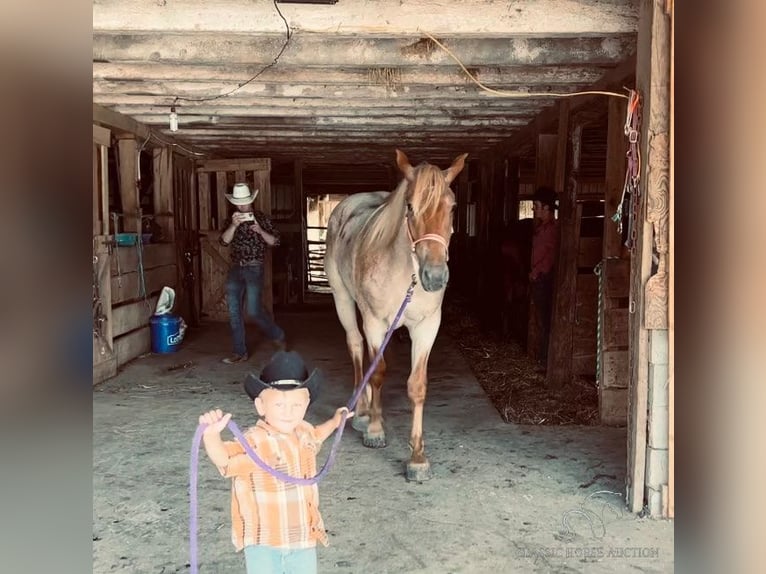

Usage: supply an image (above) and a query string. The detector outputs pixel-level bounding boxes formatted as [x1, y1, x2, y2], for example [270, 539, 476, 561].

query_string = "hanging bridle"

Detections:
[405, 203, 449, 261]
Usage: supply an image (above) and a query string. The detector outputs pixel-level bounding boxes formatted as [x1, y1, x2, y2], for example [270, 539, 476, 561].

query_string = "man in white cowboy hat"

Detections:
[219, 183, 286, 363]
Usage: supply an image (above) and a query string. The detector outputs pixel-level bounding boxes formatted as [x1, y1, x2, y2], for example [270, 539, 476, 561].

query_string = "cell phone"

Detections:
[239, 213, 255, 222]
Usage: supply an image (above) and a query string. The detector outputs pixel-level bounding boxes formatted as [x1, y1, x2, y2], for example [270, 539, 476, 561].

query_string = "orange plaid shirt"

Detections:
[218, 419, 329, 551]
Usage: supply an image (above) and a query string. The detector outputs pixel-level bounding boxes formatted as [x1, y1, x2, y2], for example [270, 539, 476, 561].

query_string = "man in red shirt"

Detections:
[530, 187, 559, 368]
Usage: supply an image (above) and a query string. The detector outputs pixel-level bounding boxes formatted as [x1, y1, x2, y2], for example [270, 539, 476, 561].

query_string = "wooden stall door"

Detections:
[196, 159, 272, 322]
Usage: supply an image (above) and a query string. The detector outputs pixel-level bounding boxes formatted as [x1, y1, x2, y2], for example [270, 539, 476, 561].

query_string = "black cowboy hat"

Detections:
[244, 351, 321, 405]
[533, 186, 558, 209]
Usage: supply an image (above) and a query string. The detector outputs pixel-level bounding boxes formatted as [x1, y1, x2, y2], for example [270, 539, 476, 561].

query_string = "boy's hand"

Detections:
[199, 409, 232, 436]
[334, 407, 354, 426]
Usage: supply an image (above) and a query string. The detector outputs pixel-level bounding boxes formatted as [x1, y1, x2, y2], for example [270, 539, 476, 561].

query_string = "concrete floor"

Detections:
[93, 309, 673, 573]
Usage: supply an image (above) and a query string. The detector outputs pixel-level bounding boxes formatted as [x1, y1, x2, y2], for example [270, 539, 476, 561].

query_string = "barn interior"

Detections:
[93, 0, 673, 524]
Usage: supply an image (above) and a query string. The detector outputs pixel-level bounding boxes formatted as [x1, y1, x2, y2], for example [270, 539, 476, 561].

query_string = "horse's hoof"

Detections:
[351, 415, 369, 433]
[363, 432, 386, 448]
[406, 461, 432, 482]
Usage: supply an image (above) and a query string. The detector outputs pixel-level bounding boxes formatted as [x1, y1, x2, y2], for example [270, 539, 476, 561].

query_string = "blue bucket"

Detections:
[150, 314, 184, 354]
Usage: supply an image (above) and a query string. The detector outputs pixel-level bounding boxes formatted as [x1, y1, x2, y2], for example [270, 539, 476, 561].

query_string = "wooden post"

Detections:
[294, 159, 306, 304]
[216, 171, 229, 230]
[197, 173, 211, 231]
[554, 100, 570, 195]
[93, 144, 100, 236]
[152, 146, 175, 241]
[253, 165, 273, 314]
[506, 156, 520, 223]
[667, 0, 674, 520]
[626, 0, 671, 514]
[547, 123, 583, 388]
[117, 137, 140, 233]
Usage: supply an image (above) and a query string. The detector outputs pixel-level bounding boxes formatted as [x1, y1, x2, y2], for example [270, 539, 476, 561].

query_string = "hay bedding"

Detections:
[440, 296, 598, 426]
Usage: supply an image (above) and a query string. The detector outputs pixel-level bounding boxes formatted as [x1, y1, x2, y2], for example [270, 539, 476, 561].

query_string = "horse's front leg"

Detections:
[329, 289, 370, 429]
[405, 312, 441, 481]
[362, 319, 388, 448]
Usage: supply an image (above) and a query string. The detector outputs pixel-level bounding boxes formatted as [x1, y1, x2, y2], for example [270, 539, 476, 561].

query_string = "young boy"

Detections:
[199, 351, 352, 574]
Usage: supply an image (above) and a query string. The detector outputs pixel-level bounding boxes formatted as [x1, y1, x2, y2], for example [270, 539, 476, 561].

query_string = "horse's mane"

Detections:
[359, 163, 446, 251]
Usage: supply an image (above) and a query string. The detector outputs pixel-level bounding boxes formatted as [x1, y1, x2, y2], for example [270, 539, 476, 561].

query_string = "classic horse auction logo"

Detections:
[167, 331, 183, 346]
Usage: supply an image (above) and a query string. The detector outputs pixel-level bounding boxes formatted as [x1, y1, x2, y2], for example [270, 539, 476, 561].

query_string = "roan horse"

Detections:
[325, 150, 467, 481]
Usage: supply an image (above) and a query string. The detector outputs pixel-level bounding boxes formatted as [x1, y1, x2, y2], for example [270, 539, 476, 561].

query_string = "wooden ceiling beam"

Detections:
[94, 0, 637, 36]
[93, 62, 608, 86]
[93, 33, 635, 68]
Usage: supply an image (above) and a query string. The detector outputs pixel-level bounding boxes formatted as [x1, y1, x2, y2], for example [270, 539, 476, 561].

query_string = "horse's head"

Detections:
[397, 149, 468, 292]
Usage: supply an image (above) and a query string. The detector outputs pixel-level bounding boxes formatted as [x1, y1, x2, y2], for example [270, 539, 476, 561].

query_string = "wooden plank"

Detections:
[93, 123, 111, 147]
[601, 350, 629, 389]
[117, 137, 140, 232]
[115, 326, 151, 367]
[100, 146, 110, 235]
[600, 387, 628, 426]
[254, 167, 273, 314]
[668, 0, 675, 519]
[546, 195, 582, 387]
[577, 237, 603, 269]
[198, 172, 211, 230]
[626, 0, 671, 514]
[112, 296, 160, 338]
[189, 160, 199, 231]
[554, 100, 570, 194]
[605, 308, 629, 348]
[576, 273, 598, 298]
[216, 171, 229, 229]
[93, 145, 101, 236]
[111, 264, 178, 305]
[153, 146, 175, 241]
[110, 243, 176, 275]
[200, 237, 230, 321]
[235, 170, 246, 184]
[571, 354, 596, 376]
[605, 97, 628, 257]
[605, 258, 631, 297]
[93, 236, 116, 366]
[295, 158, 306, 304]
[535, 134, 558, 190]
[93, 357, 117, 385]
[197, 158, 270, 173]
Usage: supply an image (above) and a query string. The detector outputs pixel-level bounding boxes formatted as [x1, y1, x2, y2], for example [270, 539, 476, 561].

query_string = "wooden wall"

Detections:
[93, 117, 183, 385]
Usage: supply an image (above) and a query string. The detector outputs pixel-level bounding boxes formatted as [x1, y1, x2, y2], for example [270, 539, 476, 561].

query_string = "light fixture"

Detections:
[169, 106, 178, 132]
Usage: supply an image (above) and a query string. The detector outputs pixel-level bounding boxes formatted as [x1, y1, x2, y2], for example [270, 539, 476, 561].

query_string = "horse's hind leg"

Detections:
[329, 288, 370, 430]
[361, 317, 388, 448]
[405, 311, 441, 482]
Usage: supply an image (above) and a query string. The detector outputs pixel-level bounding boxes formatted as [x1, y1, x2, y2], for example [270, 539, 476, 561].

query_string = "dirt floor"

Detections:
[93, 307, 673, 573]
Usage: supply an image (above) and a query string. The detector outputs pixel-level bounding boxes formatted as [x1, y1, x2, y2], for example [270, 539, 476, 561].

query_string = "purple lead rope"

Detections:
[189, 277, 417, 573]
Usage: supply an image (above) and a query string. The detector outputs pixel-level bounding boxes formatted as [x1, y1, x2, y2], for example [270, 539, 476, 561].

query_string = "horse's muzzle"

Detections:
[420, 263, 449, 292]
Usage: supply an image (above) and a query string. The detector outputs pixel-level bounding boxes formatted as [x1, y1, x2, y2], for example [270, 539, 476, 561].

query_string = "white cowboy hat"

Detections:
[225, 183, 259, 205]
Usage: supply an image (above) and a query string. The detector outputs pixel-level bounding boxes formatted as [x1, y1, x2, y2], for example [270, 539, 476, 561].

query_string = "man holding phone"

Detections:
[218, 183, 286, 364]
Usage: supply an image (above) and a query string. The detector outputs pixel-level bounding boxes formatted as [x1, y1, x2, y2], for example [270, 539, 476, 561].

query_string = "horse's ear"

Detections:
[443, 153, 468, 184]
[396, 149, 415, 182]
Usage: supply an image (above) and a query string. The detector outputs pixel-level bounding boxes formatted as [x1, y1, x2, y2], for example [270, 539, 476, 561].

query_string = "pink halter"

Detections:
[405, 216, 449, 261]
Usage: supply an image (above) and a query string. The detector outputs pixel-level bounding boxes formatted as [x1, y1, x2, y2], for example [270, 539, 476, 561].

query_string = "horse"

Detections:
[325, 149, 467, 481]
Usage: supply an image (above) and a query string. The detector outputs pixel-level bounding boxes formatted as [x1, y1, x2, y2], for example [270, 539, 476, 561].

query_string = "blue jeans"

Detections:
[225, 265, 285, 356]
[244, 545, 317, 574]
